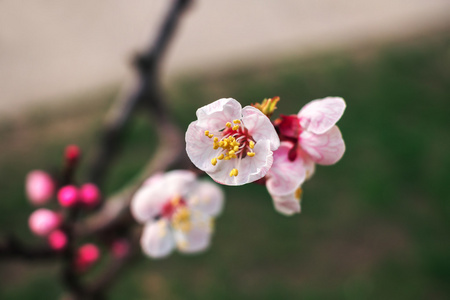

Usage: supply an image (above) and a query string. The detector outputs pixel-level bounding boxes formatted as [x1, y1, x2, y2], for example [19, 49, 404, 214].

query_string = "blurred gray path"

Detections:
[0, 0, 449, 116]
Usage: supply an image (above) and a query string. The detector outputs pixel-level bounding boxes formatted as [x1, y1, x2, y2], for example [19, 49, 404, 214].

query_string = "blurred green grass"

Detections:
[1, 31, 450, 299]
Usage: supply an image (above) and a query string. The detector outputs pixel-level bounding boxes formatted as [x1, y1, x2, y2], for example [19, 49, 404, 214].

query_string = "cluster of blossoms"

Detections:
[131, 96, 345, 259]
[185, 96, 346, 215]
[25, 145, 114, 271]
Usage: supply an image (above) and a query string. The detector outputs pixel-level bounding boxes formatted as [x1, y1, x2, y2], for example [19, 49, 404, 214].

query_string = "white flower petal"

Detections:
[266, 142, 306, 196]
[185, 122, 222, 173]
[173, 219, 212, 254]
[196, 98, 242, 129]
[241, 106, 280, 150]
[299, 125, 345, 165]
[131, 183, 168, 223]
[271, 191, 302, 216]
[188, 180, 224, 217]
[131, 170, 197, 223]
[163, 170, 197, 196]
[140, 220, 175, 259]
[298, 97, 346, 135]
[210, 139, 274, 185]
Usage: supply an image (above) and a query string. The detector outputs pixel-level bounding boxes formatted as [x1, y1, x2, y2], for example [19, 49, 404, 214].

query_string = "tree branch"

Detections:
[87, 0, 192, 185]
[0, 235, 56, 260]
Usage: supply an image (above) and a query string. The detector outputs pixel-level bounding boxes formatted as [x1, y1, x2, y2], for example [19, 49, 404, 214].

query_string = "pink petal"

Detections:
[304, 157, 316, 180]
[188, 180, 224, 217]
[241, 106, 280, 150]
[195, 98, 242, 129]
[266, 142, 306, 196]
[298, 97, 346, 135]
[299, 125, 345, 165]
[140, 220, 175, 259]
[272, 192, 302, 216]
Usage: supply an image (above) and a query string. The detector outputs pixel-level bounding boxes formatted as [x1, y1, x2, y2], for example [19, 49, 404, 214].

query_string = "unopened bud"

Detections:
[48, 230, 67, 250]
[25, 170, 55, 205]
[75, 243, 100, 272]
[28, 209, 61, 236]
[58, 185, 79, 207]
[79, 183, 101, 208]
[64, 145, 81, 165]
[252, 96, 280, 118]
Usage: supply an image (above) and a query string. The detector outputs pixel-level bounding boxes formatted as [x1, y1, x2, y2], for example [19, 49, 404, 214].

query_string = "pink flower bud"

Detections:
[111, 239, 130, 259]
[25, 170, 55, 205]
[76, 243, 100, 272]
[79, 183, 101, 207]
[48, 230, 67, 250]
[57, 185, 79, 207]
[28, 209, 61, 236]
[65, 145, 81, 164]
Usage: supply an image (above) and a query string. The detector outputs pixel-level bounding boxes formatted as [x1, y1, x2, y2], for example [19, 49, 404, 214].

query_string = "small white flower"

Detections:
[131, 170, 224, 259]
[186, 98, 280, 185]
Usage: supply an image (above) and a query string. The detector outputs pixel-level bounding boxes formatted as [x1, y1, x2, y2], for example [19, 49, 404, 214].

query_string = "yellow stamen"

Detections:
[233, 146, 239, 152]
[226, 122, 232, 128]
[211, 157, 217, 166]
[247, 152, 255, 157]
[208, 134, 214, 138]
[172, 207, 191, 232]
[204, 130, 209, 136]
[232, 125, 239, 131]
[249, 141, 255, 149]
[228, 150, 235, 156]
[214, 137, 219, 142]
[224, 156, 231, 160]
[177, 240, 188, 250]
[233, 119, 241, 124]
[295, 187, 303, 200]
[229, 168, 239, 177]
[217, 154, 224, 160]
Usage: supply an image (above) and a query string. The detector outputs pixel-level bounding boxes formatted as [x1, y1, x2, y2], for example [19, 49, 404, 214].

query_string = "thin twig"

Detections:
[87, 0, 192, 185]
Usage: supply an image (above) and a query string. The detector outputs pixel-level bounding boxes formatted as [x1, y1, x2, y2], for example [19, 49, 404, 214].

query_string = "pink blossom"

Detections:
[131, 170, 224, 259]
[25, 170, 55, 205]
[48, 230, 67, 250]
[186, 98, 280, 186]
[28, 209, 61, 236]
[277, 97, 346, 167]
[57, 185, 79, 207]
[79, 183, 101, 207]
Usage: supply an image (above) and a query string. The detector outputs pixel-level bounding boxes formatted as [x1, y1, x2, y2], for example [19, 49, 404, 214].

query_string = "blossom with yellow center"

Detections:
[186, 98, 280, 186]
[131, 170, 224, 259]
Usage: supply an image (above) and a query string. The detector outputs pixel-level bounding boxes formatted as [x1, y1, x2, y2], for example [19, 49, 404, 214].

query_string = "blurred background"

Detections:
[1, 0, 450, 299]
